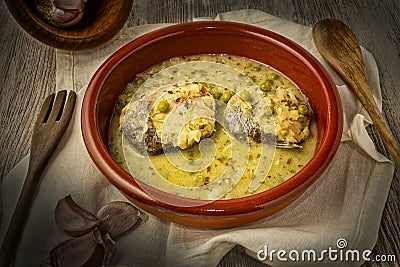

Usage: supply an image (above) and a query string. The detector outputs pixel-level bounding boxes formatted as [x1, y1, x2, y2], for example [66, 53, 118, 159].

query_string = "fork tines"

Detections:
[38, 90, 76, 124]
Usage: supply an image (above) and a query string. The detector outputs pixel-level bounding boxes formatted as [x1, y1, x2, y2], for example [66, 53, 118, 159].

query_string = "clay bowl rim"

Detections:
[5, 0, 134, 51]
[82, 21, 343, 217]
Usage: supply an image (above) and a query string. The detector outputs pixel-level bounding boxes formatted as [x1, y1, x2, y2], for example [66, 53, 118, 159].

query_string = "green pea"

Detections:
[260, 80, 274, 92]
[253, 66, 261, 71]
[240, 91, 252, 102]
[221, 91, 232, 103]
[268, 73, 279, 80]
[263, 106, 273, 117]
[245, 62, 252, 68]
[135, 77, 145, 86]
[157, 100, 170, 113]
[211, 91, 222, 99]
[298, 104, 309, 115]
[126, 91, 135, 98]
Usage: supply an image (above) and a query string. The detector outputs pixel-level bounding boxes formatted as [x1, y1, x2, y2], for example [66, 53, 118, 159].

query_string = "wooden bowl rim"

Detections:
[5, 0, 134, 51]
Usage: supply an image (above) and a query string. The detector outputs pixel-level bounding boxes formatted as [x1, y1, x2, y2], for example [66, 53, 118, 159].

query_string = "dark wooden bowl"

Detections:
[82, 21, 343, 228]
[5, 0, 133, 50]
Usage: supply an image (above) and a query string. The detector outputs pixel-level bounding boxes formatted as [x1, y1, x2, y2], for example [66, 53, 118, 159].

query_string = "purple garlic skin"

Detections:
[50, 196, 146, 266]
[48, 229, 113, 267]
[34, 0, 87, 28]
[96, 201, 141, 239]
[54, 195, 101, 236]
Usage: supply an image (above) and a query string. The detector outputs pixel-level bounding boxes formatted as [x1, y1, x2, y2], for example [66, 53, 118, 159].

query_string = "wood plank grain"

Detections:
[0, 1, 56, 180]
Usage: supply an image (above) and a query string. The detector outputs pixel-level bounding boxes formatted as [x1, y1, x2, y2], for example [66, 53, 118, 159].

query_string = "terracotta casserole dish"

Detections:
[81, 21, 343, 228]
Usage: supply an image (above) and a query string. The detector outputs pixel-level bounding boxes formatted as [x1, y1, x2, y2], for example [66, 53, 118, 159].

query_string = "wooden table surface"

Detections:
[1, 0, 399, 266]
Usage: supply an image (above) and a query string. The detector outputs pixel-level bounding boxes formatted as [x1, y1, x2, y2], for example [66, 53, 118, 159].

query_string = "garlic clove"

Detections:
[102, 233, 116, 266]
[48, 229, 106, 267]
[51, 8, 82, 26]
[55, 195, 101, 236]
[34, 0, 86, 28]
[138, 210, 149, 222]
[96, 201, 144, 239]
[54, 0, 85, 10]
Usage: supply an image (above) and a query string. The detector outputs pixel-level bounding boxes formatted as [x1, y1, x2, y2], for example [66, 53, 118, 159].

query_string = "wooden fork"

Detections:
[0, 90, 76, 266]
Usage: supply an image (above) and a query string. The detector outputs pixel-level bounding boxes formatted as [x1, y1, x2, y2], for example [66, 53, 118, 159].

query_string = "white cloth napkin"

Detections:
[1, 9, 394, 267]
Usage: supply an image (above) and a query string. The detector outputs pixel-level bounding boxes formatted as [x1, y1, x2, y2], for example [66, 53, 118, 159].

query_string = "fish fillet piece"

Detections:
[224, 85, 312, 146]
[121, 82, 215, 155]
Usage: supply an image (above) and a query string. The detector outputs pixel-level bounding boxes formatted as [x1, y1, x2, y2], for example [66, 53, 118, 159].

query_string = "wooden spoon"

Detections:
[312, 18, 400, 168]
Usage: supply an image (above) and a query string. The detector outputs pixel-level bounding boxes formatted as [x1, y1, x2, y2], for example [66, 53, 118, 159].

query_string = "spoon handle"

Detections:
[352, 78, 400, 167]
[324, 48, 400, 167]
[312, 18, 400, 167]
[330, 52, 400, 167]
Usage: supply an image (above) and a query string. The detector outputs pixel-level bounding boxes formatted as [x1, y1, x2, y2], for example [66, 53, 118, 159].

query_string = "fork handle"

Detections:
[0, 91, 76, 266]
[0, 158, 49, 266]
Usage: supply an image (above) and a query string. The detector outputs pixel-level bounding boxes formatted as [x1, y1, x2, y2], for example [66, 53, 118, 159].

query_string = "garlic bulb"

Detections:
[34, 0, 87, 28]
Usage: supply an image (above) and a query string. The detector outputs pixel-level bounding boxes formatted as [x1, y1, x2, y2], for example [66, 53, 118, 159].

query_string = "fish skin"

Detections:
[223, 103, 261, 143]
[121, 94, 167, 156]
